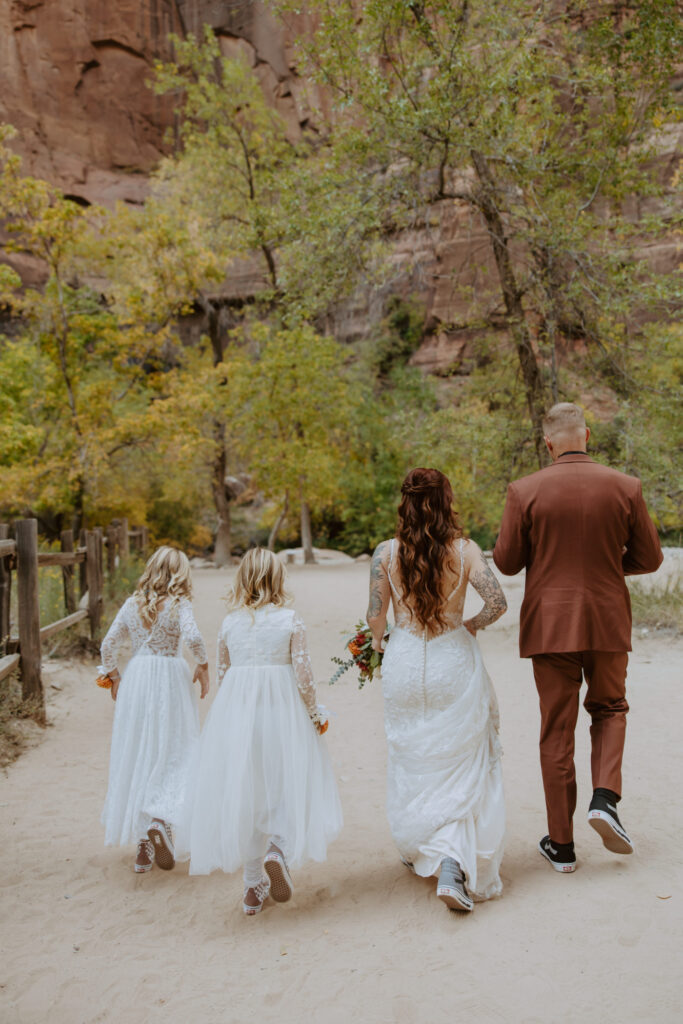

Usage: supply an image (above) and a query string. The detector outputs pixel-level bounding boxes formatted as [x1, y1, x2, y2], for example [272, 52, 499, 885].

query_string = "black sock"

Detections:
[594, 787, 620, 804]
[548, 837, 575, 851]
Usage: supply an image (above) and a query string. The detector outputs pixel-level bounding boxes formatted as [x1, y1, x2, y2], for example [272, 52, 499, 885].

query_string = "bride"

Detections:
[368, 468, 507, 911]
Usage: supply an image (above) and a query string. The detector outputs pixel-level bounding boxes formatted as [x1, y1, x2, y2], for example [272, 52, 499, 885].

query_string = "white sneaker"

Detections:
[147, 819, 175, 870]
[264, 845, 293, 903]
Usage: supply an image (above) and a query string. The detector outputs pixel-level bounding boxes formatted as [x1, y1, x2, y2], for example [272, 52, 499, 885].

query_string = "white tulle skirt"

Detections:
[102, 654, 200, 846]
[177, 664, 342, 875]
[382, 626, 505, 900]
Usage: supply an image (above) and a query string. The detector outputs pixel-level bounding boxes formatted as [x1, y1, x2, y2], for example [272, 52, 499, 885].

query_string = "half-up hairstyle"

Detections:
[134, 546, 192, 628]
[225, 547, 291, 614]
[396, 468, 462, 632]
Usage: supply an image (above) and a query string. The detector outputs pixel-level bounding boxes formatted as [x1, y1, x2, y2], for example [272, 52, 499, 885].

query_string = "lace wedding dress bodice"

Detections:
[216, 607, 317, 716]
[101, 596, 208, 672]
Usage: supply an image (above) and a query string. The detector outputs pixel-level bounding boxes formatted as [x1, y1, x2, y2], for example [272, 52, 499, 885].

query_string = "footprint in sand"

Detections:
[617, 911, 652, 948]
[392, 994, 419, 1023]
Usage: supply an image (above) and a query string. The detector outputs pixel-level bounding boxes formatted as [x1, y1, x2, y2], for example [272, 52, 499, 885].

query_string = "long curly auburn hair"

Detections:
[396, 468, 463, 632]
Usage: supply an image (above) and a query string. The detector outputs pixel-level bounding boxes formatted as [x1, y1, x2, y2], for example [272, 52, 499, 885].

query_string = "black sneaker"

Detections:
[538, 835, 576, 873]
[588, 789, 634, 855]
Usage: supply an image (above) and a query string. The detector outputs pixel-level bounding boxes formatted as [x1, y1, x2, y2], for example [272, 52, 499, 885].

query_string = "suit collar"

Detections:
[551, 452, 594, 465]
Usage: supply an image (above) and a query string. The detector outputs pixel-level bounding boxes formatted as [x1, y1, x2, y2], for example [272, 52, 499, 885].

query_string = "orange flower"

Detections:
[96, 673, 113, 689]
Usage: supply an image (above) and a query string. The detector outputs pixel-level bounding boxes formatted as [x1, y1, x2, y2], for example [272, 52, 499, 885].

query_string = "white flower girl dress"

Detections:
[180, 605, 342, 878]
[101, 596, 208, 847]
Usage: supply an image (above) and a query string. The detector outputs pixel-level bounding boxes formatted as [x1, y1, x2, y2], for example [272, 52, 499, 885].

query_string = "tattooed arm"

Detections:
[367, 540, 391, 651]
[463, 541, 507, 636]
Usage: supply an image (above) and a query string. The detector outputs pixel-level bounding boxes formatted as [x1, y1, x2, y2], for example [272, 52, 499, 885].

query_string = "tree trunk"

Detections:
[470, 149, 548, 467]
[300, 492, 315, 564]
[214, 519, 232, 567]
[60, 529, 76, 614]
[268, 492, 289, 551]
[72, 476, 85, 537]
[198, 294, 225, 365]
[201, 296, 236, 566]
[212, 428, 233, 567]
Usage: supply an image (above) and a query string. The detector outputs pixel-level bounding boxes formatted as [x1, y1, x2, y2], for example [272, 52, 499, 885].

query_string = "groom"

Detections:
[493, 403, 662, 871]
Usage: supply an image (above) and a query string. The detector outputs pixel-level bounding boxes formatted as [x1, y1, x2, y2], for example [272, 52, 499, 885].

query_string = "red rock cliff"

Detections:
[0, 1, 315, 206]
[1, 2, 679, 369]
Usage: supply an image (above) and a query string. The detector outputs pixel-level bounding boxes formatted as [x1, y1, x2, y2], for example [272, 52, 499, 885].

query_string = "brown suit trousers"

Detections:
[493, 454, 662, 843]
[532, 651, 629, 843]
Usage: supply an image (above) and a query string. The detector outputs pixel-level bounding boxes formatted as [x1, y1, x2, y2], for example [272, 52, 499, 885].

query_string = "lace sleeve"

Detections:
[216, 627, 230, 686]
[100, 601, 130, 674]
[178, 599, 208, 664]
[290, 613, 317, 716]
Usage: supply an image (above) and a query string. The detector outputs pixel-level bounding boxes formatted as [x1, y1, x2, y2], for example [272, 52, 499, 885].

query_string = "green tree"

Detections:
[98, 29, 388, 561]
[0, 128, 163, 533]
[225, 323, 363, 562]
[277, 0, 681, 465]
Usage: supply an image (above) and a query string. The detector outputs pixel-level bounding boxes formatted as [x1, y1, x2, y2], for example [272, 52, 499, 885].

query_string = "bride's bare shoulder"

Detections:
[371, 538, 395, 561]
[461, 536, 484, 567]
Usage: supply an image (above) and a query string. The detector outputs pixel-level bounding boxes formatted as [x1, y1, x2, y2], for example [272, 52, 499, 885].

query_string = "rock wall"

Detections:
[1, 1, 181, 205]
[0, 2, 679, 370]
[0, 1, 324, 205]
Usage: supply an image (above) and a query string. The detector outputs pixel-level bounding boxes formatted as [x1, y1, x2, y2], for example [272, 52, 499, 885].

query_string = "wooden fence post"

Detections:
[119, 517, 129, 565]
[0, 524, 10, 657]
[85, 530, 102, 637]
[78, 528, 87, 598]
[60, 529, 76, 615]
[15, 518, 43, 714]
[106, 524, 117, 578]
[95, 528, 104, 607]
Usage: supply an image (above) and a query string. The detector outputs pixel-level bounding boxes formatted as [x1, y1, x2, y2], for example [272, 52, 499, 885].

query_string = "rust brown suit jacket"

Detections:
[492, 453, 663, 657]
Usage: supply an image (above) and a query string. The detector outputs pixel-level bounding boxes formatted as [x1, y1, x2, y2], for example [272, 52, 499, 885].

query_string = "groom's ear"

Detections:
[585, 427, 591, 444]
[544, 435, 553, 455]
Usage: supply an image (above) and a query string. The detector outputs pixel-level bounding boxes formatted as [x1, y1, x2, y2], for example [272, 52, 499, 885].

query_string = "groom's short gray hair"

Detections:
[542, 402, 586, 437]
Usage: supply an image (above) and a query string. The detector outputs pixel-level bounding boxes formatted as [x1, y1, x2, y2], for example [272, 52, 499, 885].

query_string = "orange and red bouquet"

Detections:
[329, 621, 389, 688]
[96, 666, 115, 689]
[310, 705, 330, 735]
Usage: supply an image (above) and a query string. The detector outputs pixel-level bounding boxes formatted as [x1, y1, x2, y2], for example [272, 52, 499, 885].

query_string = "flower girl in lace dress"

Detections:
[100, 547, 209, 874]
[179, 548, 342, 916]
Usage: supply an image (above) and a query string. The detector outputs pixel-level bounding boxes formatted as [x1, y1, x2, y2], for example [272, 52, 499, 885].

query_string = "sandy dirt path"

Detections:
[1, 562, 681, 1024]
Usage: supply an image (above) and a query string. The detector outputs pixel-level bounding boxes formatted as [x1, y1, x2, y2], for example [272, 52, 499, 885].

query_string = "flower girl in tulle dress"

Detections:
[180, 548, 342, 915]
[100, 547, 209, 874]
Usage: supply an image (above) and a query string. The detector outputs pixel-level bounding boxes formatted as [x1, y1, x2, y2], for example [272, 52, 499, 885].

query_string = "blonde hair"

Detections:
[134, 546, 192, 628]
[225, 547, 290, 613]
[542, 402, 586, 440]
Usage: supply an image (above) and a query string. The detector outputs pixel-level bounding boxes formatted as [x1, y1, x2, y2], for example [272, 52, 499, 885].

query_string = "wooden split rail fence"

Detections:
[0, 517, 148, 717]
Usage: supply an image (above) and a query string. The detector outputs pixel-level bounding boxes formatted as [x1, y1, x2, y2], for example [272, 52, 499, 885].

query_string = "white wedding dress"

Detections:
[178, 606, 342, 875]
[382, 539, 505, 899]
[100, 596, 207, 846]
